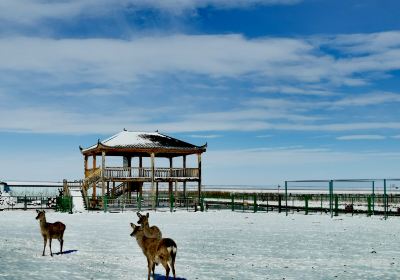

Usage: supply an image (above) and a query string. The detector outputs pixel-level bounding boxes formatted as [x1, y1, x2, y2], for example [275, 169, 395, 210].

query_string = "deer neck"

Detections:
[39, 217, 47, 229]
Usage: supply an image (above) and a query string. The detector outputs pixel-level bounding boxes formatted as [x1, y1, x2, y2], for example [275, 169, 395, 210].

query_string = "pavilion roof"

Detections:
[80, 130, 207, 156]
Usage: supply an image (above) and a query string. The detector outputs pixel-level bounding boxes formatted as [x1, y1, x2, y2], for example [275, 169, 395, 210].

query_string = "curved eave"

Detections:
[80, 142, 206, 157]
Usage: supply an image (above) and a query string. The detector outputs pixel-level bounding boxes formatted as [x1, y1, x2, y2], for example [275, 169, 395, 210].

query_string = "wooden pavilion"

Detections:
[79, 130, 207, 208]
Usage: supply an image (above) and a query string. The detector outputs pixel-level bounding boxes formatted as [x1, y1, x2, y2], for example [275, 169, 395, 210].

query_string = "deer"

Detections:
[137, 212, 162, 239]
[35, 210, 66, 257]
[130, 223, 177, 280]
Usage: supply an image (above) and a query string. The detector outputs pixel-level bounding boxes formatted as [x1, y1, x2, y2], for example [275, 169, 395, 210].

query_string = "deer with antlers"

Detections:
[137, 212, 162, 239]
[130, 223, 177, 280]
[35, 210, 66, 257]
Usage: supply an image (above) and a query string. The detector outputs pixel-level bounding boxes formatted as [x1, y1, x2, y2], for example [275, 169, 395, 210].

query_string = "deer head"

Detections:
[137, 212, 150, 225]
[35, 210, 45, 220]
[130, 223, 141, 237]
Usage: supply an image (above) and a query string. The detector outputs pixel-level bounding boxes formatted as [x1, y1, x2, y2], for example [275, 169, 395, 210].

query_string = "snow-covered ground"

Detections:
[0, 210, 399, 280]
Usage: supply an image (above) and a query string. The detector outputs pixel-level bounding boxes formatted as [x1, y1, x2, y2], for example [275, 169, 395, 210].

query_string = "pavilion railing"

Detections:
[103, 167, 199, 179]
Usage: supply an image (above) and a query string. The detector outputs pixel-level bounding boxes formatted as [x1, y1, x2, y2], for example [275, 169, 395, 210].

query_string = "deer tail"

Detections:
[167, 245, 177, 269]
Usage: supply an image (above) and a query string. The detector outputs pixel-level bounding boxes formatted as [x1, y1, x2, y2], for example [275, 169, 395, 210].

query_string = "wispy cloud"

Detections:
[336, 135, 386, 141]
[0, 0, 301, 26]
[188, 134, 222, 139]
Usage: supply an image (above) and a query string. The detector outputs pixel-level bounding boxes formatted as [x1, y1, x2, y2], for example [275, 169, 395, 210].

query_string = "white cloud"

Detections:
[0, 0, 301, 25]
[336, 135, 386, 141]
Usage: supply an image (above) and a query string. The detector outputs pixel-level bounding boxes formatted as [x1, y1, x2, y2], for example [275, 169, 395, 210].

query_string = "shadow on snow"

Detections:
[55, 249, 78, 255]
[154, 274, 186, 280]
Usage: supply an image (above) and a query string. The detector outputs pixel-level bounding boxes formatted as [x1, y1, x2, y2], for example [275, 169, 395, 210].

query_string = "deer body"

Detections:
[35, 210, 66, 257]
[137, 212, 162, 239]
[130, 223, 177, 280]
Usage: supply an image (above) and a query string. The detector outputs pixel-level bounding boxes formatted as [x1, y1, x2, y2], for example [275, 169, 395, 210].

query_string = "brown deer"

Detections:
[137, 212, 162, 239]
[130, 223, 177, 280]
[35, 210, 66, 257]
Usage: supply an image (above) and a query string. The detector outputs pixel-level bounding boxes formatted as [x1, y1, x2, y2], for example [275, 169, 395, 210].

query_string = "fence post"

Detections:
[384, 179, 387, 220]
[253, 193, 257, 213]
[231, 193, 235, 211]
[200, 194, 204, 212]
[351, 196, 354, 216]
[24, 195, 27, 211]
[305, 195, 309, 215]
[138, 193, 142, 212]
[372, 181, 375, 214]
[170, 192, 174, 212]
[278, 194, 282, 213]
[329, 180, 333, 218]
[103, 195, 108, 213]
[320, 194, 323, 214]
[285, 181, 288, 216]
[367, 196, 372, 216]
[334, 195, 339, 216]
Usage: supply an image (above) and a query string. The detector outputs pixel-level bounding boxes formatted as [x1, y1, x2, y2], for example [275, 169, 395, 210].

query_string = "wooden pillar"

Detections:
[112, 181, 116, 197]
[101, 151, 106, 196]
[183, 155, 187, 198]
[156, 182, 159, 207]
[84, 155, 88, 177]
[139, 156, 143, 177]
[169, 157, 173, 197]
[107, 181, 110, 196]
[151, 153, 155, 209]
[92, 155, 97, 199]
[197, 153, 202, 202]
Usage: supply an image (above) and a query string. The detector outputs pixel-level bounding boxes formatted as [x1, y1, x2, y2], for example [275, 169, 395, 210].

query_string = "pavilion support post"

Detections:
[92, 155, 97, 200]
[169, 157, 173, 198]
[139, 157, 143, 177]
[101, 151, 106, 197]
[107, 181, 110, 197]
[197, 153, 202, 206]
[183, 155, 187, 198]
[156, 182, 159, 207]
[151, 153, 155, 209]
[84, 156, 88, 177]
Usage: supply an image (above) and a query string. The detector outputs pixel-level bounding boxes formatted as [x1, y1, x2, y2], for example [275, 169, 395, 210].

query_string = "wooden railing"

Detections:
[104, 167, 199, 179]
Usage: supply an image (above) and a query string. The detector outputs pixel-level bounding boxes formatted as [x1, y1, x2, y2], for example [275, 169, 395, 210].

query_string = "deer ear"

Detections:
[136, 212, 141, 218]
[36, 209, 39, 213]
[130, 223, 135, 228]
[146, 213, 149, 218]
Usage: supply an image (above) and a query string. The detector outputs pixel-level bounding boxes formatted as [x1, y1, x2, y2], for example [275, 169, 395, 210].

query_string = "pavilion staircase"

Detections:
[81, 168, 102, 209]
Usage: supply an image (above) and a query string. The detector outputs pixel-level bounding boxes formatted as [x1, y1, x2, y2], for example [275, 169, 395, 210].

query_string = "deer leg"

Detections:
[165, 263, 170, 280]
[49, 238, 53, 257]
[152, 262, 155, 276]
[59, 238, 63, 254]
[171, 261, 176, 279]
[42, 237, 47, 256]
[146, 258, 151, 280]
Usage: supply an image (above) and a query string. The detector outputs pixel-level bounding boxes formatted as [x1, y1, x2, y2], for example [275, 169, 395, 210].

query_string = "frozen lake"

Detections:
[0, 210, 399, 279]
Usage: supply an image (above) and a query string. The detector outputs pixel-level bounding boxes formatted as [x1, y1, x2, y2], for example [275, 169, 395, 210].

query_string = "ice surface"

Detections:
[0, 210, 399, 279]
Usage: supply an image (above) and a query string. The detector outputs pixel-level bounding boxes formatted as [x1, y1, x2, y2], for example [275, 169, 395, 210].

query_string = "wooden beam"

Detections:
[92, 155, 97, 199]
[197, 153, 202, 202]
[183, 155, 187, 198]
[151, 153, 155, 209]
[101, 151, 106, 197]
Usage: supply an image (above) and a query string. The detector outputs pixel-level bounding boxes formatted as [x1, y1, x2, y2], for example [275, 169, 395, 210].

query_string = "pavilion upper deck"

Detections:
[103, 166, 199, 181]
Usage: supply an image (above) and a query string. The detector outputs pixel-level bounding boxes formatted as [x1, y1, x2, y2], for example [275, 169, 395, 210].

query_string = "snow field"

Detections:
[0, 210, 399, 279]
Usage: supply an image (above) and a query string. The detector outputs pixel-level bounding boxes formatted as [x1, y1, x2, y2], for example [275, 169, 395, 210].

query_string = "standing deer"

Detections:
[137, 212, 162, 239]
[130, 223, 177, 280]
[35, 210, 66, 257]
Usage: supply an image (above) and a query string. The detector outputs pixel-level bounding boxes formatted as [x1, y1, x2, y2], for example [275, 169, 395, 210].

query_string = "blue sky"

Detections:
[1, 0, 400, 185]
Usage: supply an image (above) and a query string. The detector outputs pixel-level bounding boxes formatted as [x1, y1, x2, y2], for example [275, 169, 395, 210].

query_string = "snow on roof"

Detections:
[82, 130, 205, 153]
